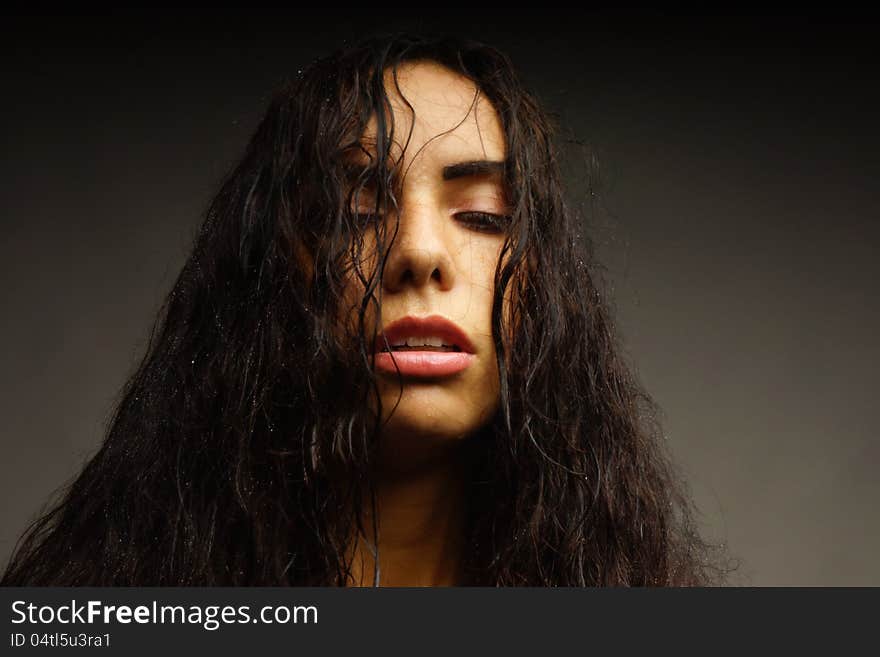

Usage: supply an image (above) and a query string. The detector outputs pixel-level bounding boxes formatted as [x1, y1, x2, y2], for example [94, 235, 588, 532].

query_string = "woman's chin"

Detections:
[371, 403, 492, 478]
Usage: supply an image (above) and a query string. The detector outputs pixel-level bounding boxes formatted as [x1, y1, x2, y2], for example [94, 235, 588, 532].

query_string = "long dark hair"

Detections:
[3, 33, 730, 586]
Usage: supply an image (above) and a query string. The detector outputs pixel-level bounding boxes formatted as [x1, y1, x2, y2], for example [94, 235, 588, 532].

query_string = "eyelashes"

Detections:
[454, 211, 510, 233]
[352, 210, 511, 234]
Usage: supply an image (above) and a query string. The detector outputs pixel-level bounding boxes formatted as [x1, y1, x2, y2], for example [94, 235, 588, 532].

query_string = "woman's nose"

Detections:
[381, 203, 456, 295]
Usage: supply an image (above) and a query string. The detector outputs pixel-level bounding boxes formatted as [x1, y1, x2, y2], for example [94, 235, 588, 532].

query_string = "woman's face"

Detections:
[341, 60, 509, 472]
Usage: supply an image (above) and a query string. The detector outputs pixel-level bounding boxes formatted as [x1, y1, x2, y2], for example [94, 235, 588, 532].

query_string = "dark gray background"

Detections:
[2, 12, 877, 585]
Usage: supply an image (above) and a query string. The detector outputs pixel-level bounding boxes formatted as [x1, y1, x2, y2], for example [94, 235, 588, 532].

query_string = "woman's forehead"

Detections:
[350, 60, 506, 169]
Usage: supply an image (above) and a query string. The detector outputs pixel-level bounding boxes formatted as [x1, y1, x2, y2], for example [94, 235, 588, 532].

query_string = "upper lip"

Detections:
[374, 314, 476, 354]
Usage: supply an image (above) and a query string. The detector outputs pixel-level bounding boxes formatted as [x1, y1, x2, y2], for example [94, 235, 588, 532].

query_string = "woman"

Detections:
[3, 33, 727, 586]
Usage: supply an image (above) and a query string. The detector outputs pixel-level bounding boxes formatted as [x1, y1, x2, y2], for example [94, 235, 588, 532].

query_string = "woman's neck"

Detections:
[347, 445, 472, 587]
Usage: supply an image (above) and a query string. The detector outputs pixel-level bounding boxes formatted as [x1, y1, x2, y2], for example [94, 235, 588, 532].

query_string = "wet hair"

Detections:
[3, 33, 731, 586]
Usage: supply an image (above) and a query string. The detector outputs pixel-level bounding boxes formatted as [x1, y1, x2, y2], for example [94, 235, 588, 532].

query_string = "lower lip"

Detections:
[372, 350, 475, 378]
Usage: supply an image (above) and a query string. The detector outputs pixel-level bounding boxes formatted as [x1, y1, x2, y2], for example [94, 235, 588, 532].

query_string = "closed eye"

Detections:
[454, 211, 510, 234]
[352, 210, 510, 234]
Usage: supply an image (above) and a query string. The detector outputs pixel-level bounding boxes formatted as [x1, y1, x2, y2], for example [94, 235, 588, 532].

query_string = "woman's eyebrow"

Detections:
[340, 158, 505, 189]
[340, 158, 391, 188]
[442, 160, 505, 181]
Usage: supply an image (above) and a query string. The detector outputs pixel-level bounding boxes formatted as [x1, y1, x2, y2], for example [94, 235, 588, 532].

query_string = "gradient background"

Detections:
[2, 12, 877, 585]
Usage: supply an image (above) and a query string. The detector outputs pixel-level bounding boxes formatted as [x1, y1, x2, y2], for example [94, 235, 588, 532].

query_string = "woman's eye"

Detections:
[454, 211, 510, 234]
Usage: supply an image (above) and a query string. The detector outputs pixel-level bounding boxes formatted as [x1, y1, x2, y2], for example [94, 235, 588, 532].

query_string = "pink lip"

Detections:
[373, 314, 476, 378]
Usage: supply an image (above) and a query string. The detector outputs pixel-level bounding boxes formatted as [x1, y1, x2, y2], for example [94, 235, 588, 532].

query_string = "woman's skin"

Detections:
[340, 61, 510, 585]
